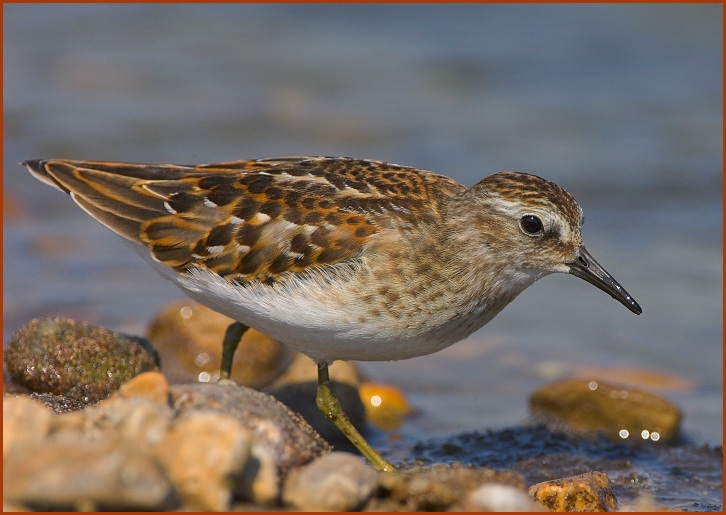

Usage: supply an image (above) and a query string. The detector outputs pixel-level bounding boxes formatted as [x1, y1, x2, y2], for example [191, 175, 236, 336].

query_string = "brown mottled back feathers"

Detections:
[24, 157, 465, 285]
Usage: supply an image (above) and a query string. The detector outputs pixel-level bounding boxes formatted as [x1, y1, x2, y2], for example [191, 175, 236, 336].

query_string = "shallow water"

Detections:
[4, 2, 722, 455]
[404, 426, 724, 511]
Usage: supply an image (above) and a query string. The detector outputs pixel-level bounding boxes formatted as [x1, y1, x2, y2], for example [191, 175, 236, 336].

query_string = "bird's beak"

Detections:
[567, 247, 642, 315]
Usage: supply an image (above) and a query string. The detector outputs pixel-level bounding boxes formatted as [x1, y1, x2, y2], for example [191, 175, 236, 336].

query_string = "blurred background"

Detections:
[4, 4, 722, 445]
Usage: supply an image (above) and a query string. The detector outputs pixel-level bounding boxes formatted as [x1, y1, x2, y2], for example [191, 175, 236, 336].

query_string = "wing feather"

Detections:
[24, 157, 465, 284]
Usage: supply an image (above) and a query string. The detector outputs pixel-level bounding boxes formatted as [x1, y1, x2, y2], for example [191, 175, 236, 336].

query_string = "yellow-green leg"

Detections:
[316, 362, 396, 472]
[219, 324, 396, 472]
[220, 321, 248, 380]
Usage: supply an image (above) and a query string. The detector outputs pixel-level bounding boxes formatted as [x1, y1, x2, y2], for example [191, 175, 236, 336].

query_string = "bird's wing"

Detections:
[24, 157, 464, 284]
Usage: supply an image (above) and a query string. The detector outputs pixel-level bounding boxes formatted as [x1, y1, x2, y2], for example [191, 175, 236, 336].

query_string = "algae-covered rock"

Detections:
[4, 317, 160, 404]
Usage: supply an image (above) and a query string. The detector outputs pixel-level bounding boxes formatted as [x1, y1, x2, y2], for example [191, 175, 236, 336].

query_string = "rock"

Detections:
[3, 371, 333, 511]
[529, 378, 682, 443]
[372, 462, 525, 511]
[3, 438, 174, 511]
[237, 438, 282, 506]
[268, 354, 366, 445]
[4, 317, 160, 404]
[572, 366, 696, 392]
[147, 300, 292, 386]
[271, 353, 361, 387]
[154, 411, 252, 511]
[283, 452, 378, 511]
[465, 483, 546, 512]
[358, 381, 411, 430]
[529, 470, 618, 511]
[169, 381, 332, 504]
[82, 376, 174, 448]
[3, 395, 54, 456]
[116, 370, 170, 405]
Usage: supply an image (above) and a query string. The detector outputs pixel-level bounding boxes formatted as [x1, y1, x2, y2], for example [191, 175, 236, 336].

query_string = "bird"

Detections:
[23, 156, 641, 472]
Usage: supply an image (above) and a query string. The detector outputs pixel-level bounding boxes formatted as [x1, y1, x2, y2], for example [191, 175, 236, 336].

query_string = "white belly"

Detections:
[139, 252, 487, 363]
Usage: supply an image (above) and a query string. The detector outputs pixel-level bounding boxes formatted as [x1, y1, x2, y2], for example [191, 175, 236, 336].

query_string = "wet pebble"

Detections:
[4, 317, 159, 404]
[529, 470, 618, 512]
[147, 300, 293, 386]
[282, 451, 378, 511]
[529, 378, 682, 443]
[359, 381, 412, 430]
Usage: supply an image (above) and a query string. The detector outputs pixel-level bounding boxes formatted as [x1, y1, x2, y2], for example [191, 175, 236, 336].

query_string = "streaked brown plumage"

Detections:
[24, 156, 641, 471]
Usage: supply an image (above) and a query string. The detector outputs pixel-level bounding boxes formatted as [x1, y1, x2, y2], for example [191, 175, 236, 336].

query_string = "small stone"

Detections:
[4, 317, 160, 404]
[359, 381, 411, 430]
[3, 438, 173, 511]
[155, 411, 252, 511]
[3, 395, 54, 456]
[529, 470, 618, 512]
[466, 483, 545, 512]
[147, 300, 292, 386]
[529, 378, 682, 443]
[282, 452, 378, 511]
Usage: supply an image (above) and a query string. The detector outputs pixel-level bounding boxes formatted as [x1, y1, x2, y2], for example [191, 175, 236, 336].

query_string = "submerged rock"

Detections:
[529, 378, 682, 443]
[267, 354, 366, 446]
[409, 425, 723, 511]
[359, 381, 412, 430]
[147, 300, 293, 386]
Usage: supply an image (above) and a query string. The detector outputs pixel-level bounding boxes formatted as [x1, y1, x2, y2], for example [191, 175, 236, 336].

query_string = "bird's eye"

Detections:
[520, 215, 544, 235]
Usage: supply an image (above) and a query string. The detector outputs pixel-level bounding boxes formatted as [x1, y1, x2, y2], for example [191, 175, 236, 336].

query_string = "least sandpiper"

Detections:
[24, 156, 641, 471]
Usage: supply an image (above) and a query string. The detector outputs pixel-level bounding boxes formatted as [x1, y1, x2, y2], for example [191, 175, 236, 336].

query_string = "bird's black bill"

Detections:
[567, 247, 642, 315]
